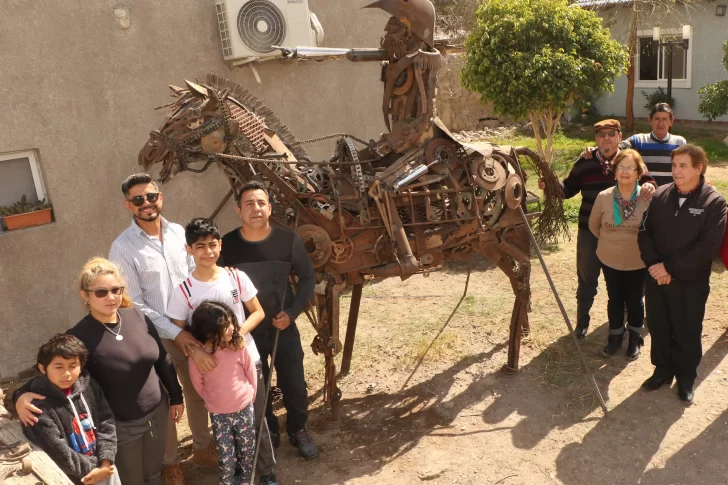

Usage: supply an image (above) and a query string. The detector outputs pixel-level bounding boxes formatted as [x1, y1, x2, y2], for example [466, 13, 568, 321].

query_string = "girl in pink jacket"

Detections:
[189, 301, 258, 485]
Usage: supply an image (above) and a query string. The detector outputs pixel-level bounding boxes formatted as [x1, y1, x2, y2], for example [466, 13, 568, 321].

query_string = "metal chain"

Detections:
[294, 133, 371, 146]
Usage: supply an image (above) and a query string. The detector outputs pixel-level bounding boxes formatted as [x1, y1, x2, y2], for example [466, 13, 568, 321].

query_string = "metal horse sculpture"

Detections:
[139, 0, 561, 420]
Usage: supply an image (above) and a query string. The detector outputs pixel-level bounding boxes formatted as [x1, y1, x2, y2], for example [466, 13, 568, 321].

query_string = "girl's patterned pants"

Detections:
[210, 402, 256, 485]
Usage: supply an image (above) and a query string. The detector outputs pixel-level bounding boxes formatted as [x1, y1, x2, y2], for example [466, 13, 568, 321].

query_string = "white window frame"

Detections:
[0, 149, 47, 201]
[635, 28, 692, 89]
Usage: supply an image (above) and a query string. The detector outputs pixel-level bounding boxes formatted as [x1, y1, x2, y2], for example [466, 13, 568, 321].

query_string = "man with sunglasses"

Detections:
[538, 120, 657, 339]
[109, 173, 216, 485]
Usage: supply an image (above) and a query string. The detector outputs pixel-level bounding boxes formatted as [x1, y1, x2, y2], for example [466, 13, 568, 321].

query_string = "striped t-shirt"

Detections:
[621, 132, 686, 186]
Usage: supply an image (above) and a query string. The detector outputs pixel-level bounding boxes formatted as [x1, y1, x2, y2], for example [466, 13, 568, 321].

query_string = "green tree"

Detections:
[698, 41, 728, 121]
[461, 0, 628, 164]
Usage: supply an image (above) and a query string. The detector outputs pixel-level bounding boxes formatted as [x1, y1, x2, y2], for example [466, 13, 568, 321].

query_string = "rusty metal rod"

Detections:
[340, 284, 363, 376]
[517, 208, 608, 416]
[208, 188, 234, 221]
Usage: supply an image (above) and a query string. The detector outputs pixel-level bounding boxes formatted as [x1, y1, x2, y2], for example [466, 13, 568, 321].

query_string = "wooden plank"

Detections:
[0, 400, 74, 485]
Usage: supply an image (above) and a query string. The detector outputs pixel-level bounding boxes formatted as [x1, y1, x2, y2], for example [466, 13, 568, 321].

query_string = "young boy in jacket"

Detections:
[23, 334, 120, 485]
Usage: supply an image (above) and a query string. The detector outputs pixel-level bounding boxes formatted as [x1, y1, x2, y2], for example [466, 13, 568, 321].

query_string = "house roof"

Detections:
[576, 0, 633, 8]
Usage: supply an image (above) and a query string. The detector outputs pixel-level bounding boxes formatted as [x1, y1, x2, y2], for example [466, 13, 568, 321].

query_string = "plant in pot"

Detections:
[0, 195, 53, 231]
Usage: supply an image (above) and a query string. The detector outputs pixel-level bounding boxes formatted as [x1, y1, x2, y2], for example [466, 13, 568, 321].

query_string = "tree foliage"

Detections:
[461, 0, 628, 163]
[698, 41, 728, 121]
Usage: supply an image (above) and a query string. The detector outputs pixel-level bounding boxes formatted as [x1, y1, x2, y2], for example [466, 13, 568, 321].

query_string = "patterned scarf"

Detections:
[613, 184, 640, 226]
[595, 148, 619, 176]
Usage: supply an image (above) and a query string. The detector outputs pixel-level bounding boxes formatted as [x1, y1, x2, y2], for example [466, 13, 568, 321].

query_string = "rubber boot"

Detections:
[602, 333, 624, 357]
[626, 330, 644, 361]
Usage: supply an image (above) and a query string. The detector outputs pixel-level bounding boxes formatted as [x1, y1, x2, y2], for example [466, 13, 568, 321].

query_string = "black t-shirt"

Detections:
[219, 226, 315, 337]
[66, 308, 183, 421]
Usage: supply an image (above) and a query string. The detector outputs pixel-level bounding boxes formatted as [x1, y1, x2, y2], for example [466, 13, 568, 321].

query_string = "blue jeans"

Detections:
[576, 228, 601, 328]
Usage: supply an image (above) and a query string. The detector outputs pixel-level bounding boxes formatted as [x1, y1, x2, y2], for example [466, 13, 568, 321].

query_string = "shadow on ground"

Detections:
[555, 330, 728, 485]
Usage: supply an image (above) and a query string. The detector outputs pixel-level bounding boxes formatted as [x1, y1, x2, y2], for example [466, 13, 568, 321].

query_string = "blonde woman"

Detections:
[14, 258, 184, 485]
[589, 149, 650, 360]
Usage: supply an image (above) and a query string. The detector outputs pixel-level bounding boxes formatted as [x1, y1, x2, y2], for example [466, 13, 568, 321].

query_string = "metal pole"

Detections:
[666, 42, 673, 104]
[517, 208, 608, 416]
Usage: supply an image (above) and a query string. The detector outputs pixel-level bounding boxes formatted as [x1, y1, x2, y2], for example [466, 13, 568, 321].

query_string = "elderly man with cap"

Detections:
[540, 119, 657, 339]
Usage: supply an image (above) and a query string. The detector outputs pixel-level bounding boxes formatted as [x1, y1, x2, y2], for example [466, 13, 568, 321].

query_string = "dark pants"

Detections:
[254, 324, 309, 435]
[254, 361, 276, 476]
[645, 277, 710, 387]
[115, 397, 168, 485]
[602, 264, 647, 335]
[576, 228, 601, 328]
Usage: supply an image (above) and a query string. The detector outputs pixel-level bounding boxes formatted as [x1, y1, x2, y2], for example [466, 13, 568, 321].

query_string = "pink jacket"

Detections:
[189, 346, 257, 414]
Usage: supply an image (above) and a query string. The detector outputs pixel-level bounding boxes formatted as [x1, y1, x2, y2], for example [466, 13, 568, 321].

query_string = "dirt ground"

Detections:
[172, 164, 728, 485]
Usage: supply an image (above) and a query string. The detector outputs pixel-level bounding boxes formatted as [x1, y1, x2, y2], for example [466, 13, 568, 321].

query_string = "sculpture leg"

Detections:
[340, 284, 363, 376]
[316, 279, 345, 423]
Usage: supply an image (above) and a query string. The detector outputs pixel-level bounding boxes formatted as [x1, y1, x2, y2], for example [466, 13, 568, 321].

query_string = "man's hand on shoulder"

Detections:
[174, 329, 204, 356]
[640, 183, 656, 201]
[581, 147, 596, 159]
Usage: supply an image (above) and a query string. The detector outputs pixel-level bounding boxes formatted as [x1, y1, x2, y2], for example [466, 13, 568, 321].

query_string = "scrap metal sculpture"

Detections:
[139, 0, 563, 420]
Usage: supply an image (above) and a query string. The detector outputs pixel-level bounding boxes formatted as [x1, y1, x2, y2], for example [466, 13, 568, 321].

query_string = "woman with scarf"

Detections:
[589, 149, 650, 359]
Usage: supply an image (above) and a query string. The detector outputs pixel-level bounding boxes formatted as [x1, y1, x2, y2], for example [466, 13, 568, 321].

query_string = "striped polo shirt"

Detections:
[621, 132, 686, 186]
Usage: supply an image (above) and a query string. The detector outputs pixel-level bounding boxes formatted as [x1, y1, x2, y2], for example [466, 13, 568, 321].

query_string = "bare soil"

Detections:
[179, 167, 728, 485]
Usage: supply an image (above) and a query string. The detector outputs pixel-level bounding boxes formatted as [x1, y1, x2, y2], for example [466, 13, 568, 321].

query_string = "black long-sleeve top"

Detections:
[16, 307, 183, 422]
[638, 178, 727, 281]
[219, 226, 316, 338]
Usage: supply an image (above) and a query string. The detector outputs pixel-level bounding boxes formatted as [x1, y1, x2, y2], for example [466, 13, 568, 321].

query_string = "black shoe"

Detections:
[289, 429, 318, 460]
[602, 333, 624, 357]
[677, 382, 694, 404]
[641, 372, 673, 391]
[259, 474, 280, 485]
[626, 331, 644, 361]
[270, 431, 281, 449]
[574, 324, 588, 339]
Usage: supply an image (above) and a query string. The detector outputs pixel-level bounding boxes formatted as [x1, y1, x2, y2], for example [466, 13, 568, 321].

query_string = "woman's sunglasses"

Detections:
[128, 192, 160, 207]
[84, 286, 126, 298]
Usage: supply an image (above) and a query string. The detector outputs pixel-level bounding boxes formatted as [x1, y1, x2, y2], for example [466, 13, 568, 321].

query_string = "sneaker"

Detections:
[602, 333, 624, 357]
[164, 464, 185, 485]
[259, 473, 280, 485]
[289, 429, 318, 460]
[191, 443, 219, 470]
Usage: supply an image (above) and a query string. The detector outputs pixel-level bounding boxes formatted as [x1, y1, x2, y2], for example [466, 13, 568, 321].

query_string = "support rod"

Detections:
[340, 284, 363, 376]
[517, 208, 608, 416]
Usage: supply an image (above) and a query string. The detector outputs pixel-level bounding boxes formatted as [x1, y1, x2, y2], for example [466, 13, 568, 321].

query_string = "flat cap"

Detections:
[593, 119, 621, 132]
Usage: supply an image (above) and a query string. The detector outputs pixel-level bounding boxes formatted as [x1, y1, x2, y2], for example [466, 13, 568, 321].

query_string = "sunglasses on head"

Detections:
[128, 192, 160, 207]
[84, 286, 125, 298]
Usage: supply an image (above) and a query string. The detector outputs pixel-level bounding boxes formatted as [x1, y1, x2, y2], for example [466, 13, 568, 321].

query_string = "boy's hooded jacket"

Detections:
[23, 370, 116, 484]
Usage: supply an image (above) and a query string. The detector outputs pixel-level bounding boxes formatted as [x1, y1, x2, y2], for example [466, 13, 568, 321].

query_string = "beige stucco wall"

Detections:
[437, 54, 499, 132]
[0, 0, 389, 379]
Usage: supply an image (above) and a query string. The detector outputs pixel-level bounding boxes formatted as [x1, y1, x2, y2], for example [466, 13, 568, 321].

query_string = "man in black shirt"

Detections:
[219, 181, 318, 461]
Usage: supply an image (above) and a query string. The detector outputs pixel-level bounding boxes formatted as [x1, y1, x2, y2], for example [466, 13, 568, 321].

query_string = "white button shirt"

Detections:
[109, 217, 194, 340]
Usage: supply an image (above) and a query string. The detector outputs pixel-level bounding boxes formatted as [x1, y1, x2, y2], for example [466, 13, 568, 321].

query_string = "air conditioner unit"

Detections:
[215, 0, 318, 61]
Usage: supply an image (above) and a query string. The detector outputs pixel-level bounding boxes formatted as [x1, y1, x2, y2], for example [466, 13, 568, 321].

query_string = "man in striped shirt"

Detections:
[582, 103, 686, 186]
[621, 103, 686, 186]
[109, 173, 217, 485]
[540, 120, 657, 339]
